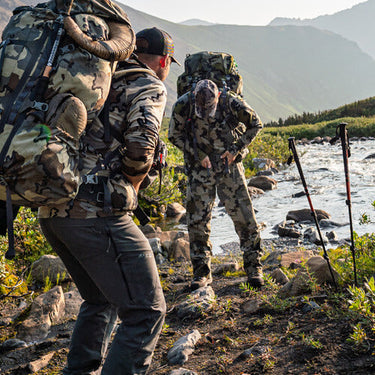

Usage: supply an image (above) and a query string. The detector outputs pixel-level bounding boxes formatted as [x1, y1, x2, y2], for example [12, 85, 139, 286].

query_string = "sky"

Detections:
[118, 0, 367, 26]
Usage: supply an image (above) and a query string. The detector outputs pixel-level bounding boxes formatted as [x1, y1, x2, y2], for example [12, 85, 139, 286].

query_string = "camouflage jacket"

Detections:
[38, 57, 167, 218]
[168, 90, 263, 174]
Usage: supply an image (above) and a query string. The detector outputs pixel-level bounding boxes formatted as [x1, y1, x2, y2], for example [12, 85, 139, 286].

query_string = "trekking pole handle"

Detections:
[43, 16, 65, 78]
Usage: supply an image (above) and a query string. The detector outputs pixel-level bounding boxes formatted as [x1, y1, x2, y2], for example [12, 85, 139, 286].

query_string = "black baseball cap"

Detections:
[136, 27, 181, 65]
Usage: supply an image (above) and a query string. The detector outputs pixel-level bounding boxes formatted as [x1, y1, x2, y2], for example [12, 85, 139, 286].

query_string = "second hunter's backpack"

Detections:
[0, 0, 135, 209]
[176, 51, 243, 97]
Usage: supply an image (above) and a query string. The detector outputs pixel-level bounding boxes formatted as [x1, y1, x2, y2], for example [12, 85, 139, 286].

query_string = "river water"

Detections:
[209, 138, 375, 254]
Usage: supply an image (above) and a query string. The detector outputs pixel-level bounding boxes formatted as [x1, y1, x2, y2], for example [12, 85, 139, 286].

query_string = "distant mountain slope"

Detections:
[269, 0, 375, 60]
[179, 19, 215, 26]
[1, 1, 375, 123]
[121, 4, 375, 121]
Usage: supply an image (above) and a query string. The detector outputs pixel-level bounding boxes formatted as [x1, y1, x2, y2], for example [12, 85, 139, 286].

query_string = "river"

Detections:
[209, 138, 375, 253]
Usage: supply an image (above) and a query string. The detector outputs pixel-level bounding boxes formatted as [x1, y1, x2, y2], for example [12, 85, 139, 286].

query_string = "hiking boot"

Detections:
[247, 270, 264, 288]
[190, 275, 212, 291]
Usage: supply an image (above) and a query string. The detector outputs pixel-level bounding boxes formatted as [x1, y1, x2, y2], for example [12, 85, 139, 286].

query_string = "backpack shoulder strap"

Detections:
[113, 67, 158, 80]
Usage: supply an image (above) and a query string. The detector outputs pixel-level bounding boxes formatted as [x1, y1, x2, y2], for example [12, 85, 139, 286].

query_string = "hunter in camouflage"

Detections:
[38, 56, 167, 218]
[39, 27, 178, 374]
[0, 0, 134, 207]
[169, 79, 265, 289]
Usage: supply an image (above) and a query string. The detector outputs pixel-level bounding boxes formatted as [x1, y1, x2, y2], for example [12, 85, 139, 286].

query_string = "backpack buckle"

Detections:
[96, 192, 104, 203]
[32, 101, 49, 112]
[0, 176, 7, 186]
[82, 174, 99, 184]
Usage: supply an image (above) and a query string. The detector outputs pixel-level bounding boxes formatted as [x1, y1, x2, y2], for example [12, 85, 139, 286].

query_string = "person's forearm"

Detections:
[124, 173, 147, 194]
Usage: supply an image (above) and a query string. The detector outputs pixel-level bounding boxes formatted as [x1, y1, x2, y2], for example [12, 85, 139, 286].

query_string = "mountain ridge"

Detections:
[269, 0, 375, 60]
[0, 1, 374, 123]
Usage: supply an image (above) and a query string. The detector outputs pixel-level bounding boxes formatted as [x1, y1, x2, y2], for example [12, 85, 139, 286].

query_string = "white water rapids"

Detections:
[210, 139, 375, 254]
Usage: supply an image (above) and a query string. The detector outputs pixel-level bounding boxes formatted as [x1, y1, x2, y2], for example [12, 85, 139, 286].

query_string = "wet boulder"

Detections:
[248, 186, 265, 198]
[304, 227, 328, 245]
[277, 220, 302, 238]
[166, 202, 186, 217]
[248, 175, 277, 191]
[286, 208, 330, 223]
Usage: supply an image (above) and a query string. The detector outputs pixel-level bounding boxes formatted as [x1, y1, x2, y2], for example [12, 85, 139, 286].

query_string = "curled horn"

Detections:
[63, 16, 135, 61]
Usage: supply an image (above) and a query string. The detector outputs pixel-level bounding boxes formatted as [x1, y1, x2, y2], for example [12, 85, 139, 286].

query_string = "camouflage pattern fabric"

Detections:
[38, 57, 167, 218]
[177, 51, 243, 97]
[0, 0, 134, 207]
[168, 90, 263, 278]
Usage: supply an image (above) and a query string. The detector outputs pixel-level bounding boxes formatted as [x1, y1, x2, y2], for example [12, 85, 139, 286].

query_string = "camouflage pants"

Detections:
[186, 162, 263, 278]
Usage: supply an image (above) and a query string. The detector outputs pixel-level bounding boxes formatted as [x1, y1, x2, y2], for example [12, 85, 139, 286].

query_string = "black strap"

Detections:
[0, 40, 10, 82]
[5, 186, 15, 260]
[187, 91, 199, 161]
[99, 98, 112, 144]
[133, 205, 150, 226]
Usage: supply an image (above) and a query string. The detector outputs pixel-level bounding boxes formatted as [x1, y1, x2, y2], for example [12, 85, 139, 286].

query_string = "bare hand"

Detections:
[221, 151, 236, 165]
[201, 156, 212, 169]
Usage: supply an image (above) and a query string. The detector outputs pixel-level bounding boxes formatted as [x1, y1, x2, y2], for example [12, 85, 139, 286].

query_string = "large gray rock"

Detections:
[167, 330, 201, 365]
[242, 298, 262, 314]
[0, 339, 27, 352]
[30, 255, 70, 284]
[64, 287, 83, 320]
[169, 369, 198, 375]
[146, 230, 189, 249]
[176, 286, 215, 318]
[278, 269, 313, 298]
[264, 250, 315, 269]
[252, 158, 276, 170]
[17, 286, 65, 342]
[169, 237, 190, 262]
[270, 268, 290, 285]
[148, 237, 163, 256]
[306, 256, 339, 285]
[28, 352, 55, 373]
[213, 262, 240, 275]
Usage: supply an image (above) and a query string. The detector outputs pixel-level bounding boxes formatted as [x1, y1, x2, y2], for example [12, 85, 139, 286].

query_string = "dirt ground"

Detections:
[148, 262, 375, 375]
[1, 255, 375, 375]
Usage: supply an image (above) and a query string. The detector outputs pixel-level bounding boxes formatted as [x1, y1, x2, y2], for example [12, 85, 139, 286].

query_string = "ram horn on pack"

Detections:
[63, 16, 135, 61]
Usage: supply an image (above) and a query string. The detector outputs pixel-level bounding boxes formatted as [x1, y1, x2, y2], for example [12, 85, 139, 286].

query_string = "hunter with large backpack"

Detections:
[0, 0, 177, 370]
[168, 51, 266, 291]
[0, 0, 135, 258]
[38, 25, 178, 373]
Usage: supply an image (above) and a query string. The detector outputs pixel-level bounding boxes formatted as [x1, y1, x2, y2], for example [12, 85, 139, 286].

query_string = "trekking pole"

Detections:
[329, 123, 357, 286]
[288, 137, 338, 289]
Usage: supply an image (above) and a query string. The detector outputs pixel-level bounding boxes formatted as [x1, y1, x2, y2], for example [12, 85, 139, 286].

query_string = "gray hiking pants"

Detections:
[40, 214, 166, 375]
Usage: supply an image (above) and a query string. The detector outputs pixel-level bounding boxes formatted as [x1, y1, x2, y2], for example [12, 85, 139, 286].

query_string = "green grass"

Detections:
[264, 116, 375, 139]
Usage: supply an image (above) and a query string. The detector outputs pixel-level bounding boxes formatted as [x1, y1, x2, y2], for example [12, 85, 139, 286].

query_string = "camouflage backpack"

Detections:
[0, 0, 135, 258]
[176, 51, 243, 97]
